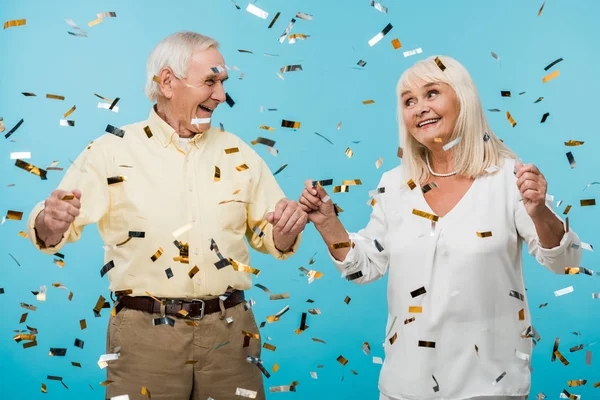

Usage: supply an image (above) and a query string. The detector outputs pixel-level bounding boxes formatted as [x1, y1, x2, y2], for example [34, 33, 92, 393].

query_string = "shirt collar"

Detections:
[148, 105, 208, 149]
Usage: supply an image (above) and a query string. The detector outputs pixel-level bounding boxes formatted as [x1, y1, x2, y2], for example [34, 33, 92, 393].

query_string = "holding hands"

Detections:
[298, 180, 336, 227]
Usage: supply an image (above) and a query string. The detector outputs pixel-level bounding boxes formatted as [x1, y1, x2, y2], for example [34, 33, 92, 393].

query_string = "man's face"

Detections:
[161, 47, 228, 136]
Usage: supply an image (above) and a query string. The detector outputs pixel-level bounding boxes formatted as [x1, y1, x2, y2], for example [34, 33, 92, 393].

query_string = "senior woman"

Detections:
[299, 55, 582, 400]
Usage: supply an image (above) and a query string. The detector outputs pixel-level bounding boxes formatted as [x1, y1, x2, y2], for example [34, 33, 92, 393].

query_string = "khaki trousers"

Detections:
[105, 301, 265, 400]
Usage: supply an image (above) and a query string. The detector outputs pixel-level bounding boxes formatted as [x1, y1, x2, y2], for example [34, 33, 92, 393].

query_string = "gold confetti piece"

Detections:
[141, 386, 151, 398]
[246, 3, 269, 19]
[107, 176, 126, 185]
[580, 199, 596, 206]
[342, 179, 362, 186]
[518, 308, 525, 320]
[259, 125, 275, 132]
[563, 205, 572, 214]
[412, 209, 439, 222]
[375, 157, 383, 168]
[41, 383, 46, 393]
[242, 330, 260, 340]
[567, 380, 587, 387]
[99, 380, 113, 386]
[337, 355, 349, 366]
[6, 210, 23, 221]
[407, 179, 417, 190]
[368, 23, 393, 46]
[331, 242, 351, 249]
[22, 92, 36, 96]
[506, 111, 517, 127]
[540, 112, 550, 123]
[389, 38, 402, 49]
[229, 258, 260, 275]
[404, 317, 415, 325]
[362, 99, 375, 104]
[87, 18, 103, 27]
[387, 332, 398, 345]
[149, 247, 164, 262]
[538, 0, 546, 16]
[333, 185, 349, 193]
[344, 296, 351, 305]
[46, 94, 65, 101]
[269, 293, 290, 300]
[18, 231, 28, 238]
[15, 159, 47, 180]
[554, 350, 570, 365]
[263, 343, 276, 351]
[4, 19, 26, 29]
[224, 147, 240, 155]
[594, 382, 600, 388]
[345, 147, 354, 158]
[409, 306, 422, 313]
[281, 119, 300, 129]
[434, 137, 443, 142]
[435, 57, 446, 71]
[565, 140, 584, 146]
[476, 231, 493, 238]
[63, 105, 76, 118]
[542, 70, 560, 83]
[212, 165, 221, 181]
[187, 266, 199, 279]
[141, 125, 153, 138]
[419, 340, 436, 348]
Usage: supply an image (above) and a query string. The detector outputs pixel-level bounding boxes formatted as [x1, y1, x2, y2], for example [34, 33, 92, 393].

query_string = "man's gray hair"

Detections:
[145, 31, 219, 102]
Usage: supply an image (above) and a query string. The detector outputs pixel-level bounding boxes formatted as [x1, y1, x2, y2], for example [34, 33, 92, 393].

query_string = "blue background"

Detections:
[1, 0, 599, 398]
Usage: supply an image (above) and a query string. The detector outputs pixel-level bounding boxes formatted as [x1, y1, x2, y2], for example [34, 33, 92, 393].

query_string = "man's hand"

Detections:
[35, 189, 81, 246]
[266, 198, 308, 252]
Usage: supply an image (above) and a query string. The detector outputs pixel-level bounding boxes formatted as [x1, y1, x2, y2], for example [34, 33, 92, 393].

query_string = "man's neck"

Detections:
[154, 103, 197, 139]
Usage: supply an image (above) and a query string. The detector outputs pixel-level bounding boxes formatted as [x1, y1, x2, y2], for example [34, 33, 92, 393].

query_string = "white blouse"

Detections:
[330, 158, 582, 400]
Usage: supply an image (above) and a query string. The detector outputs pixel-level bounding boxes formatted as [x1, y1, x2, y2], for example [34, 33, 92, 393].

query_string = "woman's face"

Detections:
[400, 80, 460, 148]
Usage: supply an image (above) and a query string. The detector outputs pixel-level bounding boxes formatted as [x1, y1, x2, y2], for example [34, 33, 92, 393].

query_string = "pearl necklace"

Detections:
[425, 153, 457, 177]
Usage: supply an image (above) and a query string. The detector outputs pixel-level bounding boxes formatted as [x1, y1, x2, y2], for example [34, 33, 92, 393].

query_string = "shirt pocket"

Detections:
[215, 178, 251, 231]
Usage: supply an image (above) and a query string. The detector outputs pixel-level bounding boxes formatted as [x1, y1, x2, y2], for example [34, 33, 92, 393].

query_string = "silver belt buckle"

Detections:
[188, 299, 205, 320]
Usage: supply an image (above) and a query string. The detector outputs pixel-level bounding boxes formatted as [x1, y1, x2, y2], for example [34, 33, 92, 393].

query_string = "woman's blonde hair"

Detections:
[397, 55, 515, 183]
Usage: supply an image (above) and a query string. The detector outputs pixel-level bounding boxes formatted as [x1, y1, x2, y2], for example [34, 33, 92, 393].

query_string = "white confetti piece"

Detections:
[246, 3, 268, 19]
[554, 286, 574, 297]
[10, 152, 31, 160]
[403, 48, 423, 57]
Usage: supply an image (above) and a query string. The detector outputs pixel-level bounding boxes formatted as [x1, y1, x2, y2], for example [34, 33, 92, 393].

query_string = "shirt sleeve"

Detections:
[245, 154, 301, 260]
[26, 140, 110, 255]
[327, 174, 390, 284]
[514, 185, 582, 274]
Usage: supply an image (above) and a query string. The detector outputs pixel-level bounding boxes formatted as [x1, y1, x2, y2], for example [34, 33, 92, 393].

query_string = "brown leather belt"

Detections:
[117, 290, 245, 320]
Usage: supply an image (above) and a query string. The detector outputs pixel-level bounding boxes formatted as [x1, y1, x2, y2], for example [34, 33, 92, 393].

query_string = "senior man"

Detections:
[27, 31, 307, 400]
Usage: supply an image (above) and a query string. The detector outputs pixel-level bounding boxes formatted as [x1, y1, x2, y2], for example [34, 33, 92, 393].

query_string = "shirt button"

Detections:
[192, 217, 196, 222]
[189, 187, 193, 192]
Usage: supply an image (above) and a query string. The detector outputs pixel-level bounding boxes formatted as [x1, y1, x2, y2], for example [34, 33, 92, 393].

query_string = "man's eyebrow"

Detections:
[205, 73, 229, 82]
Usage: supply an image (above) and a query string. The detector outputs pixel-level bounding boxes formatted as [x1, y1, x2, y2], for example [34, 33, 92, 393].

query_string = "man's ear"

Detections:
[157, 67, 175, 99]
